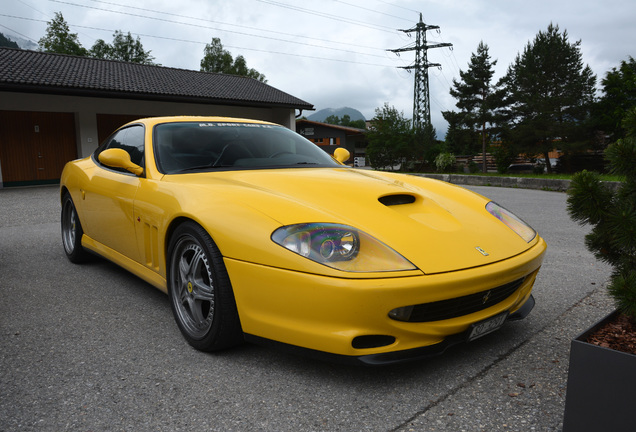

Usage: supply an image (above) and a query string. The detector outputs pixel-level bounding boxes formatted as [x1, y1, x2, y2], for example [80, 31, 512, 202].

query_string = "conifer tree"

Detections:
[595, 57, 636, 141]
[568, 108, 636, 320]
[502, 24, 596, 172]
[446, 41, 498, 172]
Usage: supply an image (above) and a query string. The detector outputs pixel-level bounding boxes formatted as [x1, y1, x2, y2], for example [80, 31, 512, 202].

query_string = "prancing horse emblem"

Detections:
[482, 290, 492, 304]
[475, 246, 489, 256]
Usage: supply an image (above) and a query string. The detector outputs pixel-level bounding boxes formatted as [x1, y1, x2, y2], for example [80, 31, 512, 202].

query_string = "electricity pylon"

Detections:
[389, 13, 452, 131]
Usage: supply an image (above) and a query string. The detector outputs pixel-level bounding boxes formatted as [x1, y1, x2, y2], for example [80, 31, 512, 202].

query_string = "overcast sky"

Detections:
[2, 0, 635, 137]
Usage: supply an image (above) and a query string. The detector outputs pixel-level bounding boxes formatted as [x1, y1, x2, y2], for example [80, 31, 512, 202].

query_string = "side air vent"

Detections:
[379, 194, 416, 206]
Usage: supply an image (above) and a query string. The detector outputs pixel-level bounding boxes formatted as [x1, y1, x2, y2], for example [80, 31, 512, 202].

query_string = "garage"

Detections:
[0, 110, 78, 186]
[0, 47, 313, 188]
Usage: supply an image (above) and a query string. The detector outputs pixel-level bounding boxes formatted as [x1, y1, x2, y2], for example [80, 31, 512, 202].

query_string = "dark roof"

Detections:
[296, 119, 366, 135]
[0, 47, 313, 109]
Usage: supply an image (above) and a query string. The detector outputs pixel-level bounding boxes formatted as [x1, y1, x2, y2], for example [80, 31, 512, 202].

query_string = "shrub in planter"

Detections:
[563, 108, 636, 431]
[567, 107, 636, 323]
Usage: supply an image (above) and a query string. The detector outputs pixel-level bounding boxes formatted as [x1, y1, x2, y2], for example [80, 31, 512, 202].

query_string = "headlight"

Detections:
[272, 223, 417, 272]
[486, 202, 536, 242]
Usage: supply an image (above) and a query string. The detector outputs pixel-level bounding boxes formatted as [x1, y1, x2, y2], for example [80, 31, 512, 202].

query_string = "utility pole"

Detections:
[389, 14, 452, 132]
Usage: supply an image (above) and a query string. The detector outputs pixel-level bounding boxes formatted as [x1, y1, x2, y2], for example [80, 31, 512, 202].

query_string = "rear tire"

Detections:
[61, 193, 90, 263]
[167, 221, 243, 351]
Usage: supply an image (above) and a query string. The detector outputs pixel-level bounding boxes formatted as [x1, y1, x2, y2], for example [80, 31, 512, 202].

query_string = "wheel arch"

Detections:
[60, 185, 71, 203]
[164, 216, 214, 269]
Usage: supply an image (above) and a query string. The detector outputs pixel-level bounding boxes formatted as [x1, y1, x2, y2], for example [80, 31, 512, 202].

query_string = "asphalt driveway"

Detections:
[0, 184, 613, 431]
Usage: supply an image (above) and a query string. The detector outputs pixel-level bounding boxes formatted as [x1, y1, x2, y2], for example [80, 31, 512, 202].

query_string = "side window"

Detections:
[94, 125, 145, 171]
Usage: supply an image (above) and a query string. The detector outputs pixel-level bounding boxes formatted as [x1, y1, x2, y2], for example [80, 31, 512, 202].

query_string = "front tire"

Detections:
[61, 193, 90, 263]
[167, 221, 243, 351]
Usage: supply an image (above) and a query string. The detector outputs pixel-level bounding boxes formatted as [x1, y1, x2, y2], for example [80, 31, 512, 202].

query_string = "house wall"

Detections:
[296, 121, 367, 162]
[0, 91, 297, 187]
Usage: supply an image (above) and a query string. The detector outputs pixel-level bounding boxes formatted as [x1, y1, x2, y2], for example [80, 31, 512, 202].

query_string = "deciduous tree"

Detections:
[38, 12, 87, 56]
[324, 114, 366, 129]
[366, 103, 412, 170]
[90, 31, 155, 64]
[200, 38, 266, 82]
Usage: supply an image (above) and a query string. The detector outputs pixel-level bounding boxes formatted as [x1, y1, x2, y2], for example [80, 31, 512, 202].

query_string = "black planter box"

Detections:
[562, 310, 636, 432]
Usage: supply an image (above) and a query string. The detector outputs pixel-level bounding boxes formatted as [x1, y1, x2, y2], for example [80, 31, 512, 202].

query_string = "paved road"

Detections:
[0, 184, 613, 431]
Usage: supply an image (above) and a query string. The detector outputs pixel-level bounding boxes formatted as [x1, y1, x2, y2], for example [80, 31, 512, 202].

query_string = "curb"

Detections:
[412, 173, 621, 192]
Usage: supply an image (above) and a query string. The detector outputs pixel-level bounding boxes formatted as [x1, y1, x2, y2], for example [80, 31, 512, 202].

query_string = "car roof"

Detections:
[123, 116, 277, 128]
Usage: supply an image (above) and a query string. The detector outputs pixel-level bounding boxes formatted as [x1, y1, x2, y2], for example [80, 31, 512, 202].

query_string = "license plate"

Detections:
[468, 312, 508, 341]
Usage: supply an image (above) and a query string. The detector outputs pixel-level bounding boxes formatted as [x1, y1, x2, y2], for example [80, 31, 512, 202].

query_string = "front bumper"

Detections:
[225, 237, 546, 363]
[245, 294, 535, 366]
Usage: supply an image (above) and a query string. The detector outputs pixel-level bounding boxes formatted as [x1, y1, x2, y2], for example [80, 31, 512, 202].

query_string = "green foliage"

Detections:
[490, 141, 517, 174]
[200, 38, 266, 82]
[38, 13, 156, 65]
[324, 114, 366, 129]
[594, 56, 636, 141]
[366, 103, 412, 170]
[608, 272, 636, 319]
[416, 123, 440, 169]
[434, 152, 456, 172]
[567, 108, 636, 320]
[38, 12, 87, 56]
[502, 24, 596, 172]
[445, 42, 499, 169]
[90, 31, 155, 65]
[442, 110, 476, 155]
[0, 32, 19, 49]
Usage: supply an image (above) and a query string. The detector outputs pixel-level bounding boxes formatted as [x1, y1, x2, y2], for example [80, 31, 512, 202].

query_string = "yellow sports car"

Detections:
[60, 116, 546, 365]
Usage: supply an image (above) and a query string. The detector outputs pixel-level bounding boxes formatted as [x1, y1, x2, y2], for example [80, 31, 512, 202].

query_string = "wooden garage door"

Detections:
[0, 111, 77, 186]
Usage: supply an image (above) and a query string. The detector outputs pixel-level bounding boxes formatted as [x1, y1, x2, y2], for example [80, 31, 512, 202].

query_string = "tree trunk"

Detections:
[481, 123, 487, 173]
[544, 151, 552, 174]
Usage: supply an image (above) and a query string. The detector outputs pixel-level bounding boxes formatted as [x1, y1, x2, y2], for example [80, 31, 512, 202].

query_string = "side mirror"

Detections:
[98, 148, 144, 176]
[333, 147, 351, 164]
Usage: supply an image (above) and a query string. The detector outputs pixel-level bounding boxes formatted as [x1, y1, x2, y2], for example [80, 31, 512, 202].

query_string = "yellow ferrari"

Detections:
[60, 116, 546, 365]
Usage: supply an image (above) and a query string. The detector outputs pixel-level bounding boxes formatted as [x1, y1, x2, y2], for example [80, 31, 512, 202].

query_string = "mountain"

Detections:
[2, 33, 38, 50]
[307, 107, 365, 122]
[0, 33, 19, 49]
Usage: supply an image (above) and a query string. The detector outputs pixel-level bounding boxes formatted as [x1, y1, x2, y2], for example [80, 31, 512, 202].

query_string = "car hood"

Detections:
[165, 168, 537, 274]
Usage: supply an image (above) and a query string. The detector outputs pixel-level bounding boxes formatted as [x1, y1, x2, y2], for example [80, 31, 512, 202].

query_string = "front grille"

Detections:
[397, 277, 525, 323]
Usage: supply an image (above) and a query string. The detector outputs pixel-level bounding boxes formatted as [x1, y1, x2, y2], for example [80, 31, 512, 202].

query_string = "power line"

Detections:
[0, 13, 396, 68]
[251, 0, 398, 33]
[83, 0, 384, 53]
[50, 0, 390, 58]
[0, 22, 37, 43]
[373, 0, 421, 15]
[332, 0, 413, 22]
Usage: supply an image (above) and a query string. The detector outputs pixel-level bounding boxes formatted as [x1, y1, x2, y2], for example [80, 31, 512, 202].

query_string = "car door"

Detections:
[80, 125, 145, 263]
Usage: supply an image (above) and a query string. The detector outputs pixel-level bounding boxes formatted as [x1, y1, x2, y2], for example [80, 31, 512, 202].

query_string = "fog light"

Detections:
[389, 305, 414, 322]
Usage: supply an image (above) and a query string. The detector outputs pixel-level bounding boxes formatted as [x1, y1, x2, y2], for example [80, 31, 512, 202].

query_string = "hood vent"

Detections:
[379, 194, 416, 206]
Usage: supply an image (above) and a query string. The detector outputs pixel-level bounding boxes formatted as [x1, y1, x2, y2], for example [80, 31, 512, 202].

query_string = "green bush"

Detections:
[434, 152, 456, 173]
[567, 108, 636, 320]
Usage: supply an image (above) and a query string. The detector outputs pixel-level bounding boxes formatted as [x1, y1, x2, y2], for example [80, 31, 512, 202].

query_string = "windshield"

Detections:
[153, 121, 341, 174]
